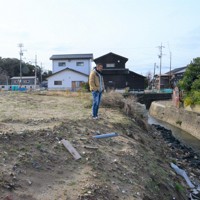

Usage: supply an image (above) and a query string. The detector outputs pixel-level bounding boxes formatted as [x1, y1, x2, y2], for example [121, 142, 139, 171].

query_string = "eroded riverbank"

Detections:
[149, 100, 200, 140]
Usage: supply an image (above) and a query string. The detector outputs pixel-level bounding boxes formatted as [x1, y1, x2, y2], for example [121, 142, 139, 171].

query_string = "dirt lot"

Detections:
[0, 91, 198, 199]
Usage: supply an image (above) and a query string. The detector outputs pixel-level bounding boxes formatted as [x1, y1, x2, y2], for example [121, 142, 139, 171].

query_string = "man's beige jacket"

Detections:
[89, 69, 104, 92]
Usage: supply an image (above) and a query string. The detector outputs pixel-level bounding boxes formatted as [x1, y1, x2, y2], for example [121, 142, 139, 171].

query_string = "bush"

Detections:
[184, 96, 193, 107]
[101, 91, 149, 131]
[81, 82, 90, 92]
[184, 91, 200, 106]
[101, 91, 125, 108]
[192, 91, 200, 105]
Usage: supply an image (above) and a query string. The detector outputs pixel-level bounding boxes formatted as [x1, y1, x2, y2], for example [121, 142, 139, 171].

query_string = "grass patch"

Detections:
[175, 182, 184, 192]
[176, 120, 182, 126]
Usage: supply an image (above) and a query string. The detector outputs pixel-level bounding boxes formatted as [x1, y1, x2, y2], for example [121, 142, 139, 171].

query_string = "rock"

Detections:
[122, 189, 126, 193]
[27, 180, 32, 185]
[136, 192, 140, 196]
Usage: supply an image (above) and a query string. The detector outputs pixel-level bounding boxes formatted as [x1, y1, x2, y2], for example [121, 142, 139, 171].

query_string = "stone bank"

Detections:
[149, 101, 200, 140]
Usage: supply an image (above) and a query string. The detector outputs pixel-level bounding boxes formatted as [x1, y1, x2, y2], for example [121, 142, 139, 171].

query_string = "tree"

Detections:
[145, 71, 152, 89]
[0, 57, 37, 78]
[0, 66, 8, 84]
[179, 57, 200, 105]
[42, 70, 52, 81]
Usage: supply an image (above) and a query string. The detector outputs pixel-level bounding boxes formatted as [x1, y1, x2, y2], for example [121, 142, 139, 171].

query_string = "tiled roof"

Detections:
[165, 66, 187, 74]
[11, 76, 35, 79]
[94, 52, 128, 62]
[50, 54, 93, 60]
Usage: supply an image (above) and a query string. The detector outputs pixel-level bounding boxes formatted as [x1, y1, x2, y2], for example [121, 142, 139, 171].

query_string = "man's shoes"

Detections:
[92, 116, 98, 120]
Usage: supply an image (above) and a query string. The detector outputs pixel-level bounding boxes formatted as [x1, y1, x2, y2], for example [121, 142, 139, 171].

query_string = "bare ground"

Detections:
[0, 91, 196, 200]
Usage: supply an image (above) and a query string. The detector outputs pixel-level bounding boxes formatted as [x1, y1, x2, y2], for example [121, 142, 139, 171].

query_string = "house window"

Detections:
[76, 62, 84, 66]
[54, 81, 62, 85]
[58, 62, 66, 67]
[106, 63, 115, 68]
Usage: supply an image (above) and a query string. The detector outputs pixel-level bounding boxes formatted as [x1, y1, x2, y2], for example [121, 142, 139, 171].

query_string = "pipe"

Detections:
[170, 163, 195, 188]
[93, 132, 118, 139]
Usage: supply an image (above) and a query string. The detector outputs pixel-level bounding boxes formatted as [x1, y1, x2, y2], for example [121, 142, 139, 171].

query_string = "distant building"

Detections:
[165, 66, 187, 87]
[153, 74, 171, 90]
[153, 66, 188, 90]
[10, 76, 37, 89]
[93, 52, 145, 91]
[48, 54, 93, 90]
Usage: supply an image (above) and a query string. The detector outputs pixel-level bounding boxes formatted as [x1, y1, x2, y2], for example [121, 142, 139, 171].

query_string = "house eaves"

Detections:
[129, 70, 146, 78]
[50, 54, 93, 60]
[47, 67, 89, 79]
[11, 76, 36, 79]
[165, 66, 187, 75]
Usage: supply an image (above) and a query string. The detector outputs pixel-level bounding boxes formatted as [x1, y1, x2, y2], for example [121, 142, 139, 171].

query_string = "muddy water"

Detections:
[148, 114, 200, 155]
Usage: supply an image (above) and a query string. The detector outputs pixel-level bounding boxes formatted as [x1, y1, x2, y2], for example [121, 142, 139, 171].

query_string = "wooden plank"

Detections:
[61, 139, 81, 160]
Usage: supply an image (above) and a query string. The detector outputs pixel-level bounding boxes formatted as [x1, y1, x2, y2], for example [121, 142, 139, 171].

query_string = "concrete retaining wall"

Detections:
[149, 101, 200, 140]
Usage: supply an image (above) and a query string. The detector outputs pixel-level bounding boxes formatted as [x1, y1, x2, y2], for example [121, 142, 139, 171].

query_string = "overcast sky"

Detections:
[0, 0, 200, 75]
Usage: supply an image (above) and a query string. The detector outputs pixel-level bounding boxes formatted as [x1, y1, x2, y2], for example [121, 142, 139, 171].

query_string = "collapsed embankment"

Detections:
[149, 101, 200, 140]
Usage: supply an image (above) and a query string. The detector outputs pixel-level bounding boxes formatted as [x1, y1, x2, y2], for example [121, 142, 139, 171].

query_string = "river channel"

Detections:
[148, 114, 200, 155]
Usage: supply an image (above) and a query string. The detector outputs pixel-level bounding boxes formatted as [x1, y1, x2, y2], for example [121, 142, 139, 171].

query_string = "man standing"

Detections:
[89, 63, 104, 119]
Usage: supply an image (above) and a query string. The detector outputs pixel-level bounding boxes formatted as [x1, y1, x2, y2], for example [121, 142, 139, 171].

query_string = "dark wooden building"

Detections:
[93, 52, 145, 91]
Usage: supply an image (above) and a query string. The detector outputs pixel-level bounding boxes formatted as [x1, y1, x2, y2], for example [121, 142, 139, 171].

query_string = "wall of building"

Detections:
[103, 74, 127, 90]
[149, 101, 200, 140]
[128, 72, 145, 90]
[11, 79, 35, 85]
[48, 70, 88, 90]
[52, 59, 91, 75]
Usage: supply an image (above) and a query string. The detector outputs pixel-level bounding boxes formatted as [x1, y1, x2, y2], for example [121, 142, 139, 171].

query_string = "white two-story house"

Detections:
[47, 54, 93, 90]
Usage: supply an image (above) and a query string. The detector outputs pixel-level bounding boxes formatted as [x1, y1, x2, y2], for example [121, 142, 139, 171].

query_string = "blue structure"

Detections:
[93, 132, 118, 139]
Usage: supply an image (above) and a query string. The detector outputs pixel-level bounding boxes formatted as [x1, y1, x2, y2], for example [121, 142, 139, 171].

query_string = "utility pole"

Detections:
[40, 62, 43, 83]
[18, 43, 24, 86]
[35, 55, 37, 89]
[169, 51, 172, 85]
[157, 43, 165, 90]
[153, 63, 158, 89]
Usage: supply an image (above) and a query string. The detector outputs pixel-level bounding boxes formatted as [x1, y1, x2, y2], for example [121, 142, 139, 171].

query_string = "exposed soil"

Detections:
[0, 91, 199, 200]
